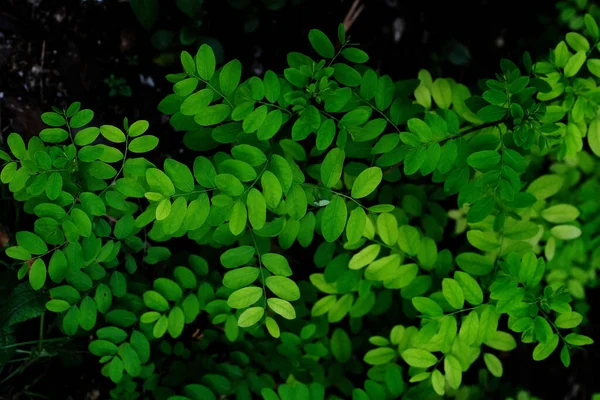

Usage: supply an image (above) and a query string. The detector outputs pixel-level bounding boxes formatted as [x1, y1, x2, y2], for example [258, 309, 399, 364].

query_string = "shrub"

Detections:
[1, 12, 599, 400]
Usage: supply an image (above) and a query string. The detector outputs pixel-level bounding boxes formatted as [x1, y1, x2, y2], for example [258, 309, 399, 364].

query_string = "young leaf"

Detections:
[308, 29, 335, 58]
[351, 167, 382, 199]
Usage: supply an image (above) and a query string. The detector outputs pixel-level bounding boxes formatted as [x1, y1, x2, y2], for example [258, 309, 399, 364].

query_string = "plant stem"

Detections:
[38, 312, 45, 353]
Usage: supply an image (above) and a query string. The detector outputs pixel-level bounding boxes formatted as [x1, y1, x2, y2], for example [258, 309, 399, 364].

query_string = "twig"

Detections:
[343, 0, 365, 33]
[40, 40, 46, 101]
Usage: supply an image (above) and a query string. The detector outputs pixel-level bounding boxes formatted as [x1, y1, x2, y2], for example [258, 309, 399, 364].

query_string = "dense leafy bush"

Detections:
[2, 9, 600, 399]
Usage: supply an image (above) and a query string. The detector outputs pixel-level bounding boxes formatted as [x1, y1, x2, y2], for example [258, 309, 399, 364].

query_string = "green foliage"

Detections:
[2, 16, 600, 400]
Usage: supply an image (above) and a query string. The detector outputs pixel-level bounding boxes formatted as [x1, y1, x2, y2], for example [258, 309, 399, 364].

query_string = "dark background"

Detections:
[0, 0, 597, 398]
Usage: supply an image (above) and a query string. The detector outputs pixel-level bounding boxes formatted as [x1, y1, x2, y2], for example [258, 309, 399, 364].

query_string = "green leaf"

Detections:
[585, 14, 600, 40]
[321, 148, 345, 188]
[167, 307, 185, 338]
[164, 158, 195, 192]
[377, 213, 398, 247]
[78, 296, 97, 331]
[407, 118, 432, 142]
[97, 327, 128, 343]
[533, 333, 559, 361]
[565, 333, 594, 346]
[444, 354, 462, 389]
[215, 174, 244, 197]
[286, 184, 307, 220]
[483, 353, 503, 377]
[308, 29, 335, 58]
[564, 51, 586, 78]
[476, 105, 506, 122]
[153, 315, 168, 338]
[397, 225, 420, 256]
[346, 207, 366, 244]
[40, 128, 69, 143]
[566, 32, 589, 52]
[194, 104, 230, 126]
[560, 345, 570, 368]
[404, 147, 426, 175]
[196, 44, 216, 80]
[220, 60, 242, 97]
[154, 278, 183, 301]
[467, 150, 500, 169]
[375, 76, 395, 111]
[331, 328, 352, 363]
[260, 171, 282, 209]
[184, 193, 209, 230]
[412, 297, 443, 317]
[156, 199, 172, 221]
[551, 225, 582, 240]
[351, 167, 382, 199]
[62, 306, 79, 336]
[46, 299, 70, 313]
[401, 348, 437, 368]
[349, 244, 381, 270]
[455, 252, 494, 276]
[257, 110, 283, 141]
[146, 168, 176, 196]
[261, 253, 292, 276]
[467, 196, 494, 224]
[129, 136, 159, 153]
[555, 312, 583, 329]
[342, 48, 369, 63]
[80, 192, 106, 216]
[45, 172, 62, 200]
[454, 271, 483, 305]
[237, 307, 264, 328]
[322, 196, 347, 243]
[181, 89, 214, 115]
[71, 209, 92, 237]
[221, 246, 255, 269]
[29, 259, 46, 290]
[118, 342, 141, 376]
[265, 276, 300, 301]
[541, 204, 580, 223]
[1, 162, 18, 184]
[16, 231, 48, 255]
[243, 105, 268, 133]
[223, 267, 260, 290]
[229, 200, 247, 236]
[333, 64, 362, 87]
[267, 298, 296, 320]
[364, 347, 395, 365]
[263, 70, 281, 103]
[588, 118, 600, 156]
[231, 145, 267, 167]
[108, 356, 124, 383]
[284, 68, 309, 88]
[227, 287, 263, 308]
[431, 78, 452, 109]
[143, 291, 170, 312]
[5, 246, 31, 261]
[95, 284, 112, 314]
[247, 188, 266, 230]
[100, 125, 126, 143]
[180, 50, 196, 75]
[442, 278, 464, 310]
[89, 339, 118, 356]
[484, 331, 517, 351]
[41, 112, 66, 127]
[7, 133, 27, 159]
[527, 174, 564, 200]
